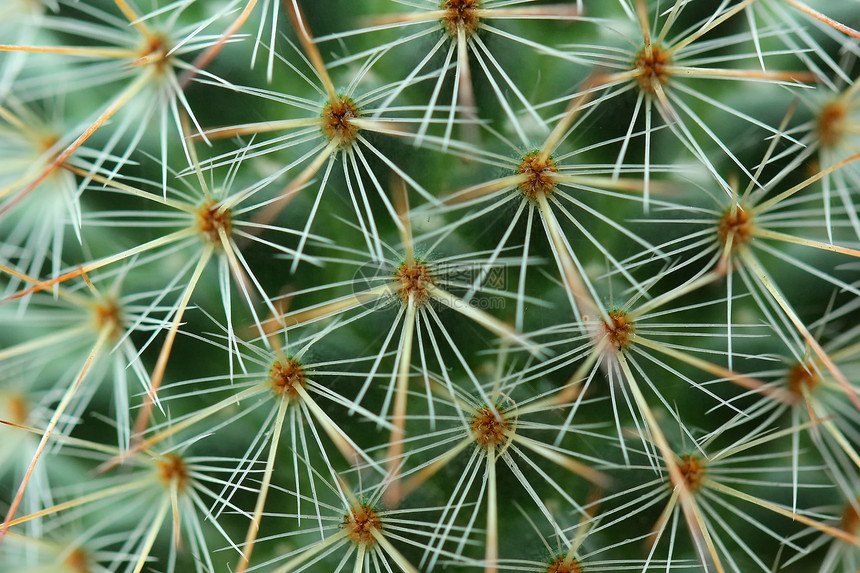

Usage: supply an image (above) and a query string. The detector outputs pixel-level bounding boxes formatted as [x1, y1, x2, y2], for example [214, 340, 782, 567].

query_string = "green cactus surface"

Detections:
[1, 1, 859, 572]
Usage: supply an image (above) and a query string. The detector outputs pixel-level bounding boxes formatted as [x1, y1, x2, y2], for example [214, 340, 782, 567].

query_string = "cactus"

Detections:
[1, 1, 859, 572]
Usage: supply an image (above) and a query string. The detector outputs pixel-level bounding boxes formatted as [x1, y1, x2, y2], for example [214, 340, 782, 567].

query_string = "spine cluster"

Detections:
[1, 1, 859, 572]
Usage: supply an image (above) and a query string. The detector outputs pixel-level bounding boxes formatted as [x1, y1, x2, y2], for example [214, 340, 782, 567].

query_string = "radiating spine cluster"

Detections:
[1, 1, 860, 573]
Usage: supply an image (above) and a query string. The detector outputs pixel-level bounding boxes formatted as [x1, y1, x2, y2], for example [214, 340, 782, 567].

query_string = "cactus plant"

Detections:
[1, 1, 860, 572]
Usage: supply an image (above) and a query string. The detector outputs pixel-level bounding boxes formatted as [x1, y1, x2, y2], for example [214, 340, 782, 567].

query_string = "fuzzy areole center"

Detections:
[787, 361, 820, 397]
[678, 455, 705, 492]
[344, 504, 382, 546]
[518, 151, 558, 200]
[471, 406, 512, 449]
[603, 309, 634, 351]
[546, 557, 583, 573]
[842, 501, 860, 535]
[817, 100, 846, 148]
[395, 260, 435, 305]
[717, 206, 753, 252]
[441, 0, 482, 37]
[40, 133, 60, 154]
[139, 34, 172, 72]
[157, 453, 188, 491]
[64, 547, 91, 573]
[196, 199, 232, 245]
[634, 44, 671, 95]
[321, 96, 360, 147]
[94, 298, 121, 339]
[269, 358, 306, 400]
[6, 395, 28, 426]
